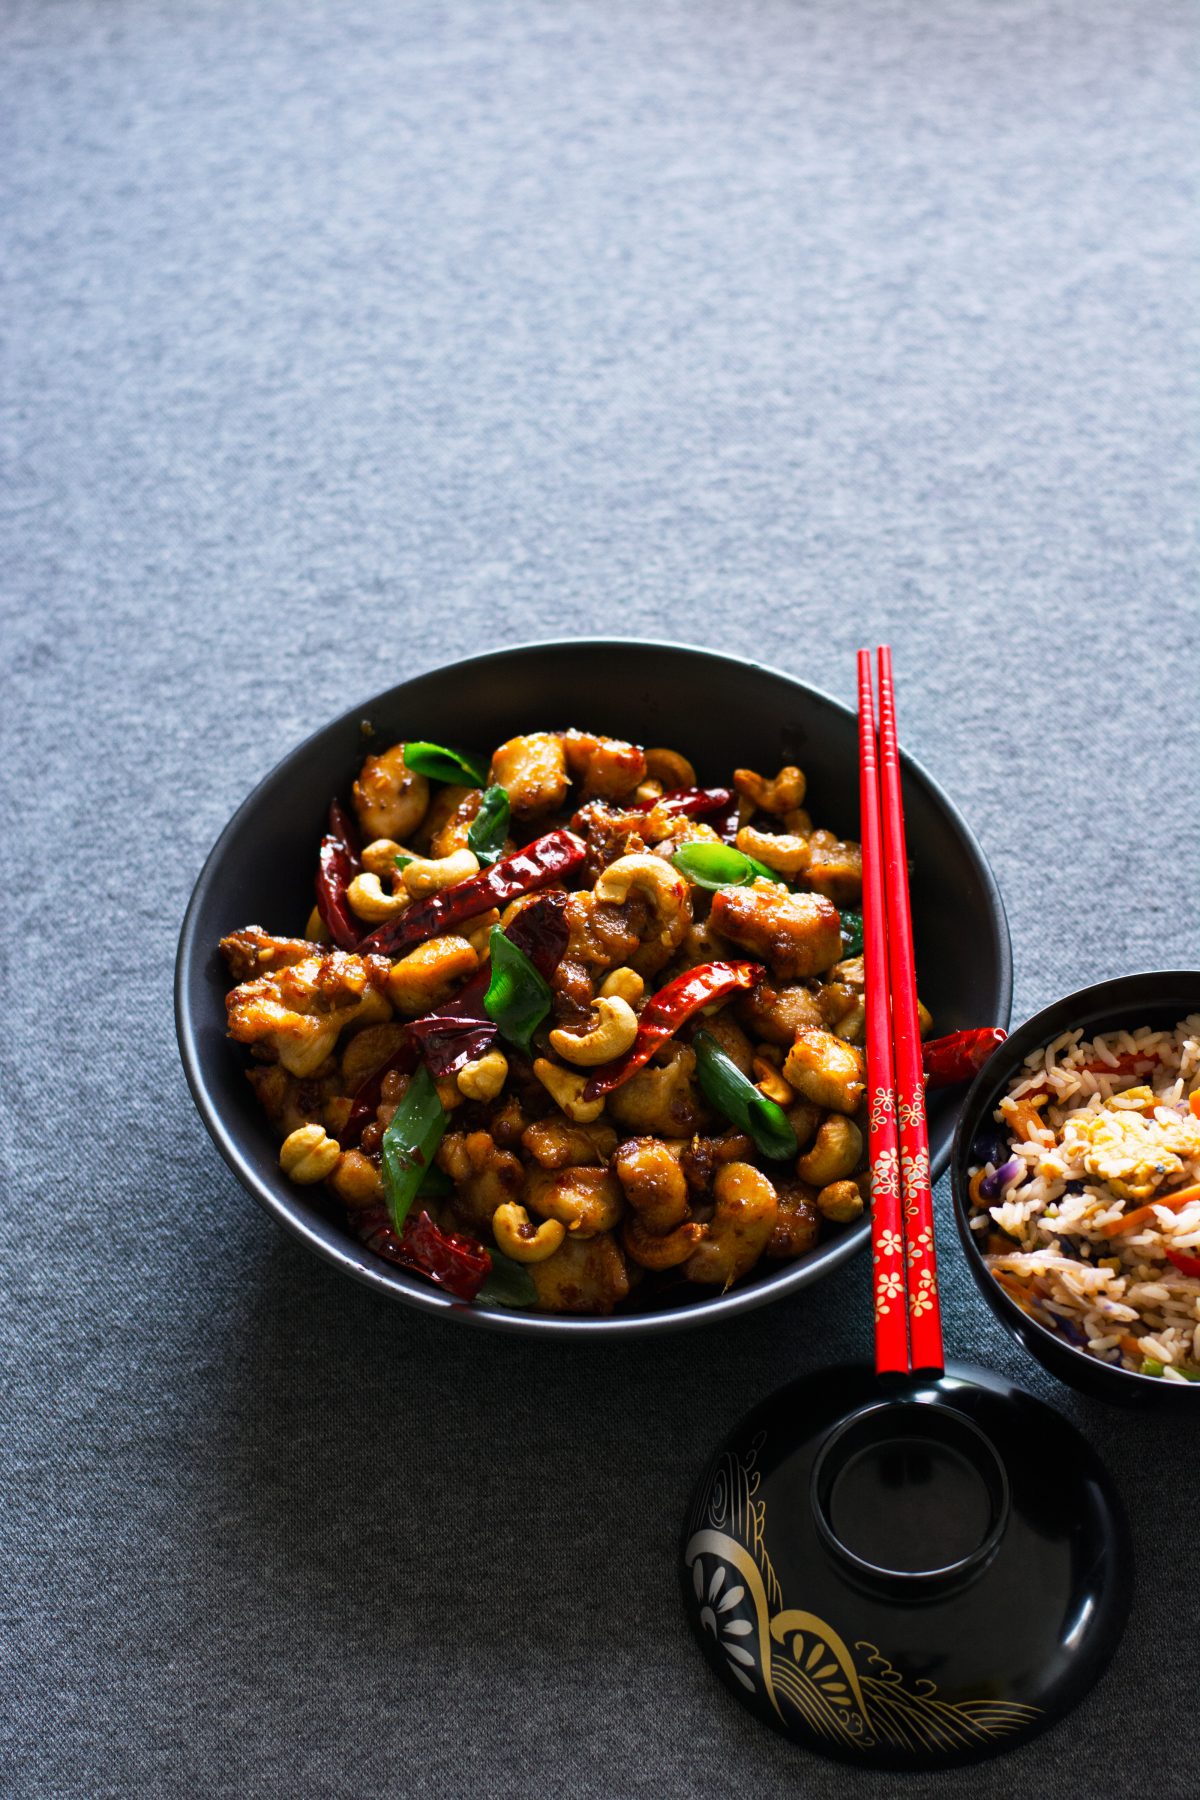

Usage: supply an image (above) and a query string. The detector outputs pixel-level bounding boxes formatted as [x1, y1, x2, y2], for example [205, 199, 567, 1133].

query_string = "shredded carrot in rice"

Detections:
[1100, 1183, 1200, 1238]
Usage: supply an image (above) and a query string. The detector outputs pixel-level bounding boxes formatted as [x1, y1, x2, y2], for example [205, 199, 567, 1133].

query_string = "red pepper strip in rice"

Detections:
[583, 960, 760, 1099]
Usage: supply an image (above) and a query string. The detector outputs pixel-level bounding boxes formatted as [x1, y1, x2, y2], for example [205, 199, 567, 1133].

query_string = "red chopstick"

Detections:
[857, 653, 909, 1375]
[877, 646, 944, 1374]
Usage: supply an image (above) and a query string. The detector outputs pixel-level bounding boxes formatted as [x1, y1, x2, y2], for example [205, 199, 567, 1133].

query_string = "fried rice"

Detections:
[967, 1016, 1200, 1382]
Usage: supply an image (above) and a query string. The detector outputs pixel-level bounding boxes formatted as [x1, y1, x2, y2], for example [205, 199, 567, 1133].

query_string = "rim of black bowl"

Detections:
[176, 635, 1013, 1338]
[952, 970, 1200, 1394]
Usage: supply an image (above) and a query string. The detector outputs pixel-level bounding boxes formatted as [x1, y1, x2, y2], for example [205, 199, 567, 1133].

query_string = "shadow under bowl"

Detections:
[952, 970, 1200, 1407]
[176, 637, 1012, 1337]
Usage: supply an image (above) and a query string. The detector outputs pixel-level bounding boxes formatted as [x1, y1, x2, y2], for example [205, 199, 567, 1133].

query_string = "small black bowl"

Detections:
[176, 638, 1012, 1337]
[952, 971, 1200, 1408]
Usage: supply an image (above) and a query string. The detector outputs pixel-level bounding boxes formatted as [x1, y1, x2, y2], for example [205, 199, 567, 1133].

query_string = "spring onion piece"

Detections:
[483, 926, 553, 1055]
[671, 841, 786, 891]
[693, 1029, 798, 1161]
[467, 784, 511, 865]
[403, 741, 489, 786]
[475, 1248, 538, 1308]
[839, 908, 864, 958]
[1140, 1356, 1200, 1381]
[394, 852, 413, 871]
[380, 1063, 449, 1234]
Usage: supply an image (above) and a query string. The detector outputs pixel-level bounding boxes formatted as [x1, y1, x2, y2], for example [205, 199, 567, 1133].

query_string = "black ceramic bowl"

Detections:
[176, 639, 1012, 1337]
[952, 971, 1200, 1407]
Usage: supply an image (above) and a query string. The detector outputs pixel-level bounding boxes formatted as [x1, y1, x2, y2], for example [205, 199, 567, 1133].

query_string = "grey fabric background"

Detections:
[2, 0, 1197, 1795]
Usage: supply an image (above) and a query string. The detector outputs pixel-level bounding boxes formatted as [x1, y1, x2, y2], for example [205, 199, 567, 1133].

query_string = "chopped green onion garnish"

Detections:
[483, 926, 553, 1056]
[380, 1063, 449, 1234]
[476, 1248, 538, 1308]
[693, 1029, 798, 1161]
[839, 909, 864, 958]
[394, 852, 413, 871]
[671, 841, 787, 892]
[467, 784, 511, 865]
[403, 741, 489, 786]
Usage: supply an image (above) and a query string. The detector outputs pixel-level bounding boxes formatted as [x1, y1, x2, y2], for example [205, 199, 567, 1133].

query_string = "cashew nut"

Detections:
[347, 871, 411, 922]
[736, 823, 812, 877]
[599, 967, 644, 1005]
[752, 1053, 794, 1107]
[733, 765, 807, 815]
[385, 936, 479, 1014]
[685, 1161, 779, 1287]
[796, 1115, 863, 1187]
[783, 1029, 866, 1114]
[279, 1123, 341, 1184]
[594, 853, 691, 971]
[816, 1178, 865, 1224]
[457, 1050, 509, 1102]
[644, 746, 697, 791]
[548, 995, 639, 1066]
[352, 743, 430, 841]
[532, 1057, 606, 1123]
[622, 1215, 706, 1270]
[401, 847, 479, 898]
[634, 779, 665, 805]
[491, 1202, 566, 1263]
[361, 837, 414, 876]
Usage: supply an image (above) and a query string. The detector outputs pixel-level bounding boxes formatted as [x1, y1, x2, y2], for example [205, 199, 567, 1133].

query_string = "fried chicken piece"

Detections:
[608, 1042, 711, 1137]
[734, 976, 825, 1045]
[527, 1231, 631, 1315]
[568, 799, 648, 883]
[220, 925, 319, 982]
[710, 884, 842, 980]
[489, 733, 570, 817]
[437, 1129, 525, 1233]
[562, 731, 647, 802]
[800, 830, 863, 906]
[225, 947, 389, 1077]
[765, 1177, 821, 1259]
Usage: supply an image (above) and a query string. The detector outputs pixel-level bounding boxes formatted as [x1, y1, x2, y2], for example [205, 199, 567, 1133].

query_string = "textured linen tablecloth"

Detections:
[2, 1, 1196, 1795]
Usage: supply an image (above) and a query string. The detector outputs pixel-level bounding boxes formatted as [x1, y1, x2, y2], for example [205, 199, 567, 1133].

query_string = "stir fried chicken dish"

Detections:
[219, 728, 918, 1314]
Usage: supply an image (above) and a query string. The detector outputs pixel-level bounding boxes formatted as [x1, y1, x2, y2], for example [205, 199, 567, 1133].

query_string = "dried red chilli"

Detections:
[406, 892, 570, 1077]
[355, 829, 586, 958]
[341, 892, 574, 1123]
[583, 960, 760, 1099]
[315, 799, 362, 950]
[353, 1204, 491, 1300]
[632, 785, 734, 820]
[922, 1028, 1008, 1087]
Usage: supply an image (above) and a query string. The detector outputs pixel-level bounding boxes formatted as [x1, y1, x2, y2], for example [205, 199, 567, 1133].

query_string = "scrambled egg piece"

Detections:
[1061, 1106, 1200, 1201]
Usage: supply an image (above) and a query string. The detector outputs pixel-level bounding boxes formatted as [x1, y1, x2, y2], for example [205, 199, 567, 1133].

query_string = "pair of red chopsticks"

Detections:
[858, 647, 944, 1377]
